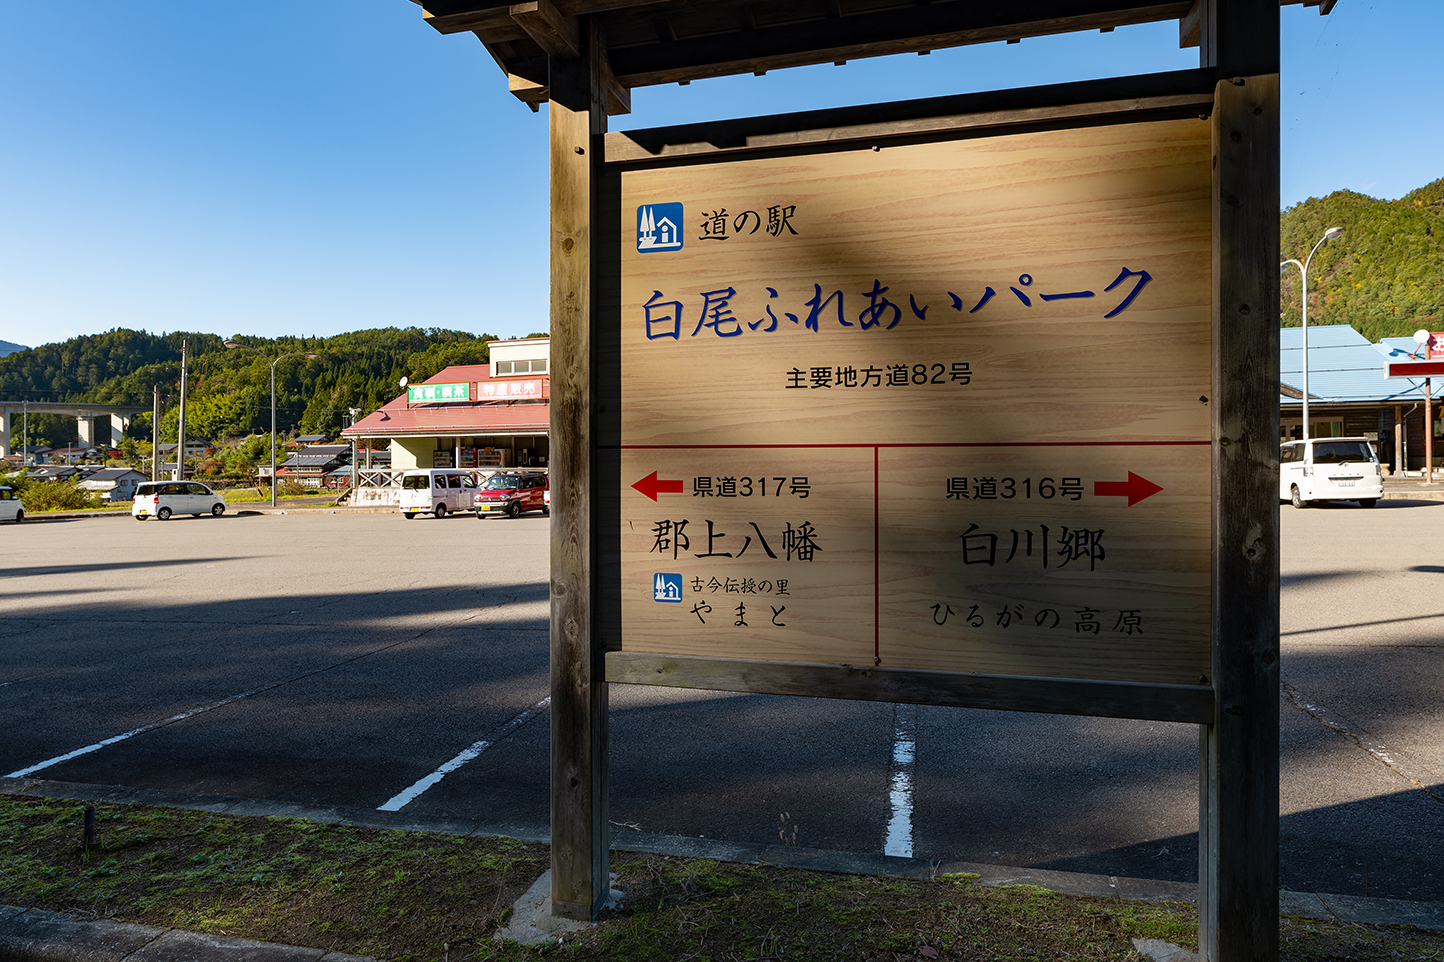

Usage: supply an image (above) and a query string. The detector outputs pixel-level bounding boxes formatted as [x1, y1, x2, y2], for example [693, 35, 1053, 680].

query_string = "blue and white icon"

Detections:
[637, 203, 683, 253]
[652, 572, 684, 603]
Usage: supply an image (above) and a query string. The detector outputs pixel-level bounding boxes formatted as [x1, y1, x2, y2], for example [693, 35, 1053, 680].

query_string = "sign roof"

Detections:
[410, 0, 1334, 111]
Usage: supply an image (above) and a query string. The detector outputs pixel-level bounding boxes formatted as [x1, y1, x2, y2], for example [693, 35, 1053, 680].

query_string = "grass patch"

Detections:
[2, 794, 1441, 960]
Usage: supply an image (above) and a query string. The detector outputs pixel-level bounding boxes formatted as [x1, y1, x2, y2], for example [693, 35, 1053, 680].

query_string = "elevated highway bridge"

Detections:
[0, 401, 150, 456]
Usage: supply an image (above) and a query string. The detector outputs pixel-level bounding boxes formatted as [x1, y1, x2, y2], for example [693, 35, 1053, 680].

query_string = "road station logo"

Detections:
[637, 203, 683, 253]
[652, 572, 684, 603]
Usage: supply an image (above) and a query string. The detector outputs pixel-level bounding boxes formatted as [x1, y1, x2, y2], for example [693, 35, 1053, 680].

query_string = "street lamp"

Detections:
[1281, 226, 1344, 440]
[224, 342, 320, 506]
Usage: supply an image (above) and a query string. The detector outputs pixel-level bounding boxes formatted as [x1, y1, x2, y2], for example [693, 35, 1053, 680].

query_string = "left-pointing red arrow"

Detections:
[632, 470, 685, 501]
[1093, 471, 1163, 507]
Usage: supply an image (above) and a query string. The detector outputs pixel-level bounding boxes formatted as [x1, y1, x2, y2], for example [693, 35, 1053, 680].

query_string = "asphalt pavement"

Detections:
[2, 498, 1442, 918]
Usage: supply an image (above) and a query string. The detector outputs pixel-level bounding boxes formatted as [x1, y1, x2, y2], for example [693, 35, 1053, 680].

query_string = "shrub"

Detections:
[20, 480, 103, 512]
[277, 479, 312, 498]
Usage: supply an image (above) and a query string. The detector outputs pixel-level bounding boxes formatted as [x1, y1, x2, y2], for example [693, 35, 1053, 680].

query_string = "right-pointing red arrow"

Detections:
[1094, 472, 1163, 506]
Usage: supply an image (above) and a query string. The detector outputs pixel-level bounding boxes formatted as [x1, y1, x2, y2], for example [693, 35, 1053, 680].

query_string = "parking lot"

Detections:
[2, 502, 1442, 902]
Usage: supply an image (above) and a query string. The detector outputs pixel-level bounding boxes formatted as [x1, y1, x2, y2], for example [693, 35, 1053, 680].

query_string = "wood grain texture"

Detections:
[605, 2, 1193, 87]
[549, 18, 609, 923]
[604, 650, 1215, 722]
[512, 0, 581, 58]
[614, 118, 1213, 448]
[609, 115, 1214, 686]
[603, 92, 1216, 163]
[1204, 68, 1280, 962]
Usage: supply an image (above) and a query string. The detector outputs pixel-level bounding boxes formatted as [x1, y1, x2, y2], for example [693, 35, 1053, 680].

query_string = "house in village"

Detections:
[276, 444, 351, 489]
[79, 467, 148, 501]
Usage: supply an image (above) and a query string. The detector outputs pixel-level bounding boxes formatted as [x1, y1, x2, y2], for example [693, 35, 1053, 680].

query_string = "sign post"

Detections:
[420, 0, 1293, 955]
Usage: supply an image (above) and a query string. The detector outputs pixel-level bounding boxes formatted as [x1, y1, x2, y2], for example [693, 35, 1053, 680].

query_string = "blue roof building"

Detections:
[1280, 324, 1439, 472]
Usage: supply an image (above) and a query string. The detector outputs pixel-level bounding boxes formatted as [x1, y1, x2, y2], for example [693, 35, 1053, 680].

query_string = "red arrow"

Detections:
[632, 470, 685, 501]
[1093, 472, 1163, 506]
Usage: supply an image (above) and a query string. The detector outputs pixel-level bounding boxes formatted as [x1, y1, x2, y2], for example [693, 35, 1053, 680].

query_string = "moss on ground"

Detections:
[2, 794, 1441, 961]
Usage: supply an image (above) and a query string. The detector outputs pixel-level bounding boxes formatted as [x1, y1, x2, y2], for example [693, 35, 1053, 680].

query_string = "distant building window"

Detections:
[495, 359, 548, 376]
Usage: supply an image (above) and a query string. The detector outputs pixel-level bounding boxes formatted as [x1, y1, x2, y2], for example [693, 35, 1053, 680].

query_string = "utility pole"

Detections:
[21, 399, 27, 467]
[175, 339, 188, 481]
[349, 407, 360, 499]
[151, 386, 160, 482]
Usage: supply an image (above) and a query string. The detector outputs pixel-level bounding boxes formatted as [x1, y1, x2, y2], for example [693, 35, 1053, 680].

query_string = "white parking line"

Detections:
[884, 702, 917, 858]
[7, 632, 443, 780]
[7, 690, 258, 778]
[377, 697, 551, 812]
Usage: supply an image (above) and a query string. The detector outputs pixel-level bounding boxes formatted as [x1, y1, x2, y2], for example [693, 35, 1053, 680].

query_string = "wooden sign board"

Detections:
[603, 116, 1213, 688]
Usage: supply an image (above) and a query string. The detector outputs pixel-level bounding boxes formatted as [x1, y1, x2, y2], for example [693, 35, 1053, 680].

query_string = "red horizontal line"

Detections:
[610, 441, 1211, 450]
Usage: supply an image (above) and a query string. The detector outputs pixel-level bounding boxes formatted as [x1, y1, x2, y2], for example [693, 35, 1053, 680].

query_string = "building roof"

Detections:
[282, 453, 349, 468]
[294, 434, 330, 444]
[343, 364, 550, 439]
[79, 468, 147, 484]
[1280, 325, 1426, 405]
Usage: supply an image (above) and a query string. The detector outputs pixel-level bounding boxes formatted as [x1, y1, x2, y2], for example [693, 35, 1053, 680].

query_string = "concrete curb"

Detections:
[0, 906, 377, 962]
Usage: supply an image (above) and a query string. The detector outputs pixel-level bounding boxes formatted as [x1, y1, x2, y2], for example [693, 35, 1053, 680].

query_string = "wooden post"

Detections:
[1425, 378, 1433, 483]
[549, 15, 610, 922]
[1395, 404, 1403, 475]
[1202, 1, 1280, 953]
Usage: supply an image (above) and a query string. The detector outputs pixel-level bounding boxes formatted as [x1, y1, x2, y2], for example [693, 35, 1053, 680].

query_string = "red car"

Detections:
[473, 472, 549, 518]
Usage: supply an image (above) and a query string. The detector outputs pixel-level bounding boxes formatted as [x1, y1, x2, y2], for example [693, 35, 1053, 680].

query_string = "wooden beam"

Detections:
[423, 0, 646, 35]
[511, 0, 581, 58]
[509, 71, 550, 108]
[1205, 61, 1280, 962]
[605, 652, 1216, 723]
[549, 15, 609, 924]
[605, 1, 1192, 87]
[597, 36, 633, 114]
[603, 67, 1216, 164]
[1180, 0, 1203, 46]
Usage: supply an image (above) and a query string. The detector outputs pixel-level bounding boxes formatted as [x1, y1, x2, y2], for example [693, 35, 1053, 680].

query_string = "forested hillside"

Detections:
[0, 327, 524, 448]
[1281, 177, 1444, 342]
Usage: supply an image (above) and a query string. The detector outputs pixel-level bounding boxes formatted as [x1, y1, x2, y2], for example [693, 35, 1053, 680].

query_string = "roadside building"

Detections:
[78, 467, 148, 501]
[276, 445, 351, 488]
[341, 338, 550, 492]
[47, 445, 100, 465]
[24, 465, 82, 482]
[288, 434, 331, 449]
[1279, 324, 1432, 474]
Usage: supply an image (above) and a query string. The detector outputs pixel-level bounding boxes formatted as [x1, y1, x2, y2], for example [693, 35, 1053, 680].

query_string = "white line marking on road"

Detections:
[377, 697, 551, 812]
[884, 702, 917, 858]
[7, 691, 257, 778]
[7, 629, 452, 779]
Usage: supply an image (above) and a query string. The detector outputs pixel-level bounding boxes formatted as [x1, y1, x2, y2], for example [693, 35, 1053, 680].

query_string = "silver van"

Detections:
[1279, 437, 1383, 508]
[132, 481, 226, 520]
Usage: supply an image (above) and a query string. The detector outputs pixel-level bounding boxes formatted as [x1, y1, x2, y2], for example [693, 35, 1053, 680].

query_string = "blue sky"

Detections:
[0, 1, 1437, 349]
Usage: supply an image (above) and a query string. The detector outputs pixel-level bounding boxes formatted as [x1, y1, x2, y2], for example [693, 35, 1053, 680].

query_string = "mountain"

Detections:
[1280, 177, 1444, 343]
[0, 339, 28, 357]
[0, 327, 507, 447]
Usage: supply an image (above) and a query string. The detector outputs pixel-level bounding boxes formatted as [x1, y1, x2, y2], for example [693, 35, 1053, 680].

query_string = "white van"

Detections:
[1279, 437, 1383, 508]
[399, 469, 477, 519]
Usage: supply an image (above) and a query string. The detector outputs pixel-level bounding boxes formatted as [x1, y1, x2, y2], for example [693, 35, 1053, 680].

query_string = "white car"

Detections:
[132, 481, 226, 520]
[1280, 437, 1383, 508]
[0, 485, 22, 523]
[398, 468, 477, 519]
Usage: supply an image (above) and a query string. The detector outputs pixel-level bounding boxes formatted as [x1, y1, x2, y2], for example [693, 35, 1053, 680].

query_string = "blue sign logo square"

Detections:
[637, 203, 683, 253]
[652, 572, 684, 603]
